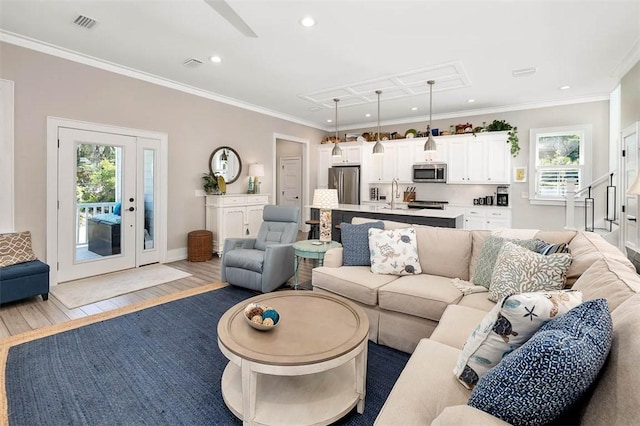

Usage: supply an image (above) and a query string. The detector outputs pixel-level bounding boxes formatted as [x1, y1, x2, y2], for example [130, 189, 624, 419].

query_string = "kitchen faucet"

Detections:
[391, 178, 399, 210]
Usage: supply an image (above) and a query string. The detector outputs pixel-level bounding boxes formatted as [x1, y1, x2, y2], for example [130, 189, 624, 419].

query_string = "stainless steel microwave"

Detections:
[413, 163, 447, 183]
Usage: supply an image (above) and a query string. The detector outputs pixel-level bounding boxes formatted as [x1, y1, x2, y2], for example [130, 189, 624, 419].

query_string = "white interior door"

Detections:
[279, 157, 302, 219]
[58, 128, 137, 282]
[623, 123, 640, 252]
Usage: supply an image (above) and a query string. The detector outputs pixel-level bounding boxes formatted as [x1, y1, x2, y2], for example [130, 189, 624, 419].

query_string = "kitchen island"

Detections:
[312, 204, 464, 242]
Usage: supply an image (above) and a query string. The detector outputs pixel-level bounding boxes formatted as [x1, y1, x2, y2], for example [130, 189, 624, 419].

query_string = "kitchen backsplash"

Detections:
[368, 182, 508, 205]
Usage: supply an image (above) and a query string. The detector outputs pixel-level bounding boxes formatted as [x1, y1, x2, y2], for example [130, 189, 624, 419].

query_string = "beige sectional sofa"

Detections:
[311, 218, 640, 424]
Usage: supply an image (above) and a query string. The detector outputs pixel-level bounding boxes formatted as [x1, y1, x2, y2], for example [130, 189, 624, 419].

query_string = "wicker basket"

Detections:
[187, 230, 213, 262]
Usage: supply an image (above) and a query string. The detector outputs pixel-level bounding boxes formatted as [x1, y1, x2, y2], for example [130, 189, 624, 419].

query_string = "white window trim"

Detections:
[529, 124, 592, 206]
[0, 79, 14, 233]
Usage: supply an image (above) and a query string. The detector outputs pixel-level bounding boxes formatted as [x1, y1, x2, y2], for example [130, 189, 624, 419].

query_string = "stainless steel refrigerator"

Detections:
[328, 166, 360, 205]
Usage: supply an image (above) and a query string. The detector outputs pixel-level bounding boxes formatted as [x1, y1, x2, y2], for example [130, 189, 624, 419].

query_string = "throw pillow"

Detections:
[488, 242, 572, 302]
[113, 202, 122, 216]
[468, 299, 613, 426]
[0, 231, 37, 267]
[535, 239, 570, 255]
[340, 221, 384, 266]
[472, 235, 539, 288]
[369, 227, 422, 275]
[453, 290, 583, 389]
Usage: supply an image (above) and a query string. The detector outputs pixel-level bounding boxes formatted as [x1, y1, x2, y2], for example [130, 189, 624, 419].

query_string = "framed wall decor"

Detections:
[513, 166, 527, 183]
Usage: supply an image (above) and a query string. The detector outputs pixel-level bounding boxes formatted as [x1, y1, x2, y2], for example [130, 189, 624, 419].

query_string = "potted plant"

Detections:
[485, 120, 520, 157]
[202, 173, 219, 195]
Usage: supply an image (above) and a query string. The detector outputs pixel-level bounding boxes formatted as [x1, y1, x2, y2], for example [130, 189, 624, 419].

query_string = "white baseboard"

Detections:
[166, 247, 188, 263]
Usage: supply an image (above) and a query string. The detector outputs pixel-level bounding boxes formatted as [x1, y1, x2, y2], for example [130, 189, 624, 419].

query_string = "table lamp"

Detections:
[313, 189, 339, 242]
[248, 163, 265, 194]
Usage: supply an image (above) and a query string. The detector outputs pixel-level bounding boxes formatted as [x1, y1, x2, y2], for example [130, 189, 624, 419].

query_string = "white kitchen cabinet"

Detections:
[463, 207, 512, 230]
[413, 137, 448, 163]
[205, 194, 269, 256]
[317, 146, 332, 189]
[331, 143, 362, 165]
[366, 140, 413, 183]
[446, 133, 511, 184]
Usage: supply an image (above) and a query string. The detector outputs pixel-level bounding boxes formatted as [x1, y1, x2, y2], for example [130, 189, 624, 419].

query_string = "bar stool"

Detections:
[305, 219, 320, 240]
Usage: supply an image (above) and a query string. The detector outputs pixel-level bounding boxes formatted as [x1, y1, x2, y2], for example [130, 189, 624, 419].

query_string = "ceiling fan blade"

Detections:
[204, 0, 258, 38]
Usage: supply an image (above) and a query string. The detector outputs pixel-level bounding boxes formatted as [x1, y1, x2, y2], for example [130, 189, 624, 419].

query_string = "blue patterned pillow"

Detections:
[468, 299, 612, 426]
[340, 221, 384, 266]
[535, 239, 570, 255]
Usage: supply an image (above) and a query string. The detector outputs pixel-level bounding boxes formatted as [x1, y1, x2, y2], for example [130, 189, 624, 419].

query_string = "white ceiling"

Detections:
[1, 0, 639, 131]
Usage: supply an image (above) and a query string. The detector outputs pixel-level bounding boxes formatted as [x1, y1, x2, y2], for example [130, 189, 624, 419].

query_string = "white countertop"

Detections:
[330, 204, 464, 219]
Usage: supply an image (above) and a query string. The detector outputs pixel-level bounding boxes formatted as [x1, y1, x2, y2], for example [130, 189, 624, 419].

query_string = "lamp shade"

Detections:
[248, 163, 264, 177]
[628, 173, 640, 195]
[313, 189, 339, 208]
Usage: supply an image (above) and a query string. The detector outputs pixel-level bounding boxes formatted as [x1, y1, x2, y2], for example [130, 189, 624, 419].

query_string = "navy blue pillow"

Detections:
[113, 202, 122, 216]
[468, 299, 612, 426]
[340, 221, 384, 266]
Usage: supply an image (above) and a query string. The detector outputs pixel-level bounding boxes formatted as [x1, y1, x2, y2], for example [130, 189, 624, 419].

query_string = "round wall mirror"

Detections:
[209, 146, 242, 184]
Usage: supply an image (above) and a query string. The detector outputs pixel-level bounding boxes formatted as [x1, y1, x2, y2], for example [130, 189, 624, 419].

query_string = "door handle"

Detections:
[128, 207, 135, 212]
[627, 215, 636, 222]
[295, 196, 299, 199]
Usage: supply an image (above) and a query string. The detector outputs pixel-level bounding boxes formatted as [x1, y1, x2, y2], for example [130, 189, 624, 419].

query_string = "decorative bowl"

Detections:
[243, 302, 280, 331]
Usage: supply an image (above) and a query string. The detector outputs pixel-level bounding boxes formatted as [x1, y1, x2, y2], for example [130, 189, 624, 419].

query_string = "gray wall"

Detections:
[0, 42, 325, 257]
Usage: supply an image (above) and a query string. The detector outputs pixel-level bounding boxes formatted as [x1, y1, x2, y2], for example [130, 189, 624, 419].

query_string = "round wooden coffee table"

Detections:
[217, 291, 369, 426]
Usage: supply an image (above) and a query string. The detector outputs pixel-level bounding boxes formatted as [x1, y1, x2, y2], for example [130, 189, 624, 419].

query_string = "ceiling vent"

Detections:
[73, 15, 98, 29]
[512, 67, 537, 78]
[183, 58, 204, 68]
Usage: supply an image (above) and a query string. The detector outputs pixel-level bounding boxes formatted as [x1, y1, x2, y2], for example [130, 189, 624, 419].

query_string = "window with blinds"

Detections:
[529, 125, 592, 203]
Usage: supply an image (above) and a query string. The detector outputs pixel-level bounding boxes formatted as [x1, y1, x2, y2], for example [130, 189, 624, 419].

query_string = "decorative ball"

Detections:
[251, 315, 263, 324]
[263, 318, 274, 326]
[247, 306, 263, 319]
[262, 309, 280, 325]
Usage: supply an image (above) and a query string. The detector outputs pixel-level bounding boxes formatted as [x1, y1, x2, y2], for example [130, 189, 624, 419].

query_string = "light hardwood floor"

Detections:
[0, 234, 315, 339]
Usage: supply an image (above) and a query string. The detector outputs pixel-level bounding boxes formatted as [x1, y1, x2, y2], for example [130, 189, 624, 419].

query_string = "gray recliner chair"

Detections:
[221, 205, 300, 293]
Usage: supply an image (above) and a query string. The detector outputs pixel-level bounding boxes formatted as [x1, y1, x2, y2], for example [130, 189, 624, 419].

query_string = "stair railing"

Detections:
[565, 172, 617, 231]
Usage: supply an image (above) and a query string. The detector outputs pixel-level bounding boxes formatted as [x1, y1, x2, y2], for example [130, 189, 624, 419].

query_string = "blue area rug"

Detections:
[4, 286, 410, 425]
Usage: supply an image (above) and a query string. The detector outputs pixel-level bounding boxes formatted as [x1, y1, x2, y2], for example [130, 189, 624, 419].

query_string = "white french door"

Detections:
[57, 127, 160, 282]
[623, 123, 640, 252]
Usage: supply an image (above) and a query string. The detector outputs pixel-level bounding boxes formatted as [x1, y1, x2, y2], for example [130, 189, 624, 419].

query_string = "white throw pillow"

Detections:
[453, 290, 583, 389]
[368, 228, 422, 275]
[488, 241, 572, 302]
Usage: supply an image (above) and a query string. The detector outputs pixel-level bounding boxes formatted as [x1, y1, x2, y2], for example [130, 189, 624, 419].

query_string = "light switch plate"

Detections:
[521, 192, 529, 198]
[195, 189, 206, 197]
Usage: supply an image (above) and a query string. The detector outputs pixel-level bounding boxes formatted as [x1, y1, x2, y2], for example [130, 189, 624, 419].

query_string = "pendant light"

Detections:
[424, 80, 437, 153]
[331, 98, 342, 157]
[372, 90, 384, 155]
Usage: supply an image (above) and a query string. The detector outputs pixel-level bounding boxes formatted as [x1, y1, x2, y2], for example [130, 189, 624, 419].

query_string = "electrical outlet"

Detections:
[195, 189, 206, 197]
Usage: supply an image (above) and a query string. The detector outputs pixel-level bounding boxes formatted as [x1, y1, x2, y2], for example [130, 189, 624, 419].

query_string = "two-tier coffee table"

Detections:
[217, 291, 369, 426]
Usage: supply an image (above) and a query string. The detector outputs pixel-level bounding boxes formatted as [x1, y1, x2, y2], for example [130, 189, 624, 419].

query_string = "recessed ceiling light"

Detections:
[209, 56, 222, 63]
[365, 113, 371, 117]
[467, 99, 475, 103]
[560, 85, 571, 90]
[300, 16, 315, 27]
[411, 107, 418, 111]
[327, 119, 332, 123]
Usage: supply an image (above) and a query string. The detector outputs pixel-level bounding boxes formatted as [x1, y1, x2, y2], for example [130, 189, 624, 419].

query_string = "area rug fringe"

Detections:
[0, 282, 228, 426]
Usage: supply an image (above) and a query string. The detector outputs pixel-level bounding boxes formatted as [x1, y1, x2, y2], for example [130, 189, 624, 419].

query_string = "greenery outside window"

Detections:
[529, 124, 592, 205]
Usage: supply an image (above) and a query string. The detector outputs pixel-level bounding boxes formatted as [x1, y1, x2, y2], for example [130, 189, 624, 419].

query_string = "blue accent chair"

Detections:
[221, 205, 300, 293]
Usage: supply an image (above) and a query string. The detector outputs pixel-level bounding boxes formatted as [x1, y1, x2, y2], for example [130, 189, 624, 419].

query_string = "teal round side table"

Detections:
[293, 240, 342, 290]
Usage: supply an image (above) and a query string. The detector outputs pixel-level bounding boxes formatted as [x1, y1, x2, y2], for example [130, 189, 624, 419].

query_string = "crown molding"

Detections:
[0, 31, 616, 135]
[613, 39, 640, 79]
[0, 31, 326, 131]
